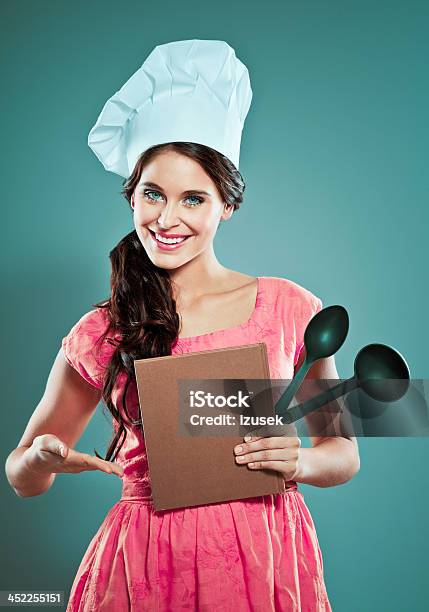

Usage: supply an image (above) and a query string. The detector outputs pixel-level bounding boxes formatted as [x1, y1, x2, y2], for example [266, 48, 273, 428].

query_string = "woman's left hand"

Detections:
[233, 428, 302, 482]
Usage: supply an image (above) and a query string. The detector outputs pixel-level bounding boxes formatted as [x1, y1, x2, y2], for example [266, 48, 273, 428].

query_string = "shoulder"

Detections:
[263, 277, 323, 367]
[260, 275, 322, 312]
[81, 307, 108, 325]
[66, 306, 110, 337]
[61, 306, 115, 389]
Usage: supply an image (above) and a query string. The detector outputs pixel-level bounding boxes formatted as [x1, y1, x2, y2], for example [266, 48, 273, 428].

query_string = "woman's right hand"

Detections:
[25, 434, 124, 478]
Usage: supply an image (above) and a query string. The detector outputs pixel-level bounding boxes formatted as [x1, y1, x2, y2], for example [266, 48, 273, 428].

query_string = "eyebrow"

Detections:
[139, 181, 212, 197]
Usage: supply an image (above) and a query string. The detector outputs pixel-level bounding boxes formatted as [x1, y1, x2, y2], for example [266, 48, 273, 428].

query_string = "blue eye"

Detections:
[184, 195, 204, 207]
[144, 189, 164, 202]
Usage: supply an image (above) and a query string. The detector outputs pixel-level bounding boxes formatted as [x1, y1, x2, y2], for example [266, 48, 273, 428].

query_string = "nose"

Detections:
[157, 201, 181, 229]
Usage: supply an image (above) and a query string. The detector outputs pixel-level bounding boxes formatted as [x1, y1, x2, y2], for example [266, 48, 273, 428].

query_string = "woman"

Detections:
[5, 40, 360, 611]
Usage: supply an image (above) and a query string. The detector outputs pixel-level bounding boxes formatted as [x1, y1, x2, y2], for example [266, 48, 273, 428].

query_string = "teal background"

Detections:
[1, 0, 428, 610]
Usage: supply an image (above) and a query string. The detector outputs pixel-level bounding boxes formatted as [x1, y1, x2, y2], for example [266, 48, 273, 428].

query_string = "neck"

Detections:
[168, 248, 230, 302]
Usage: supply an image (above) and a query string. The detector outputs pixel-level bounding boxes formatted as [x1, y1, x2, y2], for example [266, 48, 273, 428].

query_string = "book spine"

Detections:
[259, 343, 284, 493]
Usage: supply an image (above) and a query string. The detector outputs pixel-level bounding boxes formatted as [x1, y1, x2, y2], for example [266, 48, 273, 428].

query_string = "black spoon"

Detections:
[273, 305, 349, 417]
[278, 343, 410, 425]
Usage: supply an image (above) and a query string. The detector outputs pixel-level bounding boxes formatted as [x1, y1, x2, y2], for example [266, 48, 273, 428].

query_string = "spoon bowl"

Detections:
[355, 343, 410, 402]
[304, 304, 349, 360]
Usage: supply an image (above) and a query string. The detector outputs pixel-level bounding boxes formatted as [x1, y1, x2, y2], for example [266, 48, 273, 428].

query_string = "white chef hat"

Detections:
[87, 39, 253, 178]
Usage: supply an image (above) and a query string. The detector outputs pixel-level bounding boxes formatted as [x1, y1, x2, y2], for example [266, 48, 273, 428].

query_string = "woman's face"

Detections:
[131, 150, 234, 270]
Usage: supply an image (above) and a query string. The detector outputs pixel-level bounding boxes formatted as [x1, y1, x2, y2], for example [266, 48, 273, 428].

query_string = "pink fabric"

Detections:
[62, 276, 330, 611]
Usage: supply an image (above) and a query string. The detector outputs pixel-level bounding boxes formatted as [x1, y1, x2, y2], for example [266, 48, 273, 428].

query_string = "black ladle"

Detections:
[273, 305, 349, 417]
[278, 343, 410, 425]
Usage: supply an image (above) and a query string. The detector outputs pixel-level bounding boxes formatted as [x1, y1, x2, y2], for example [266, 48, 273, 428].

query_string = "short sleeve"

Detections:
[293, 293, 323, 368]
[61, 308, 111, 389]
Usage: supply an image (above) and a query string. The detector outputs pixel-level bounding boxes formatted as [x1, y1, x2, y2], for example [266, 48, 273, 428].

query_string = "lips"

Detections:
[153, 230, 192, 238]
[148, 229, 193, 251]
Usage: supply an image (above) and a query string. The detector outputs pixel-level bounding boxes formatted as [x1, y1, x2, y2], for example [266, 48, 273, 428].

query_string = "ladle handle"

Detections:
[279, 377, 359, 424]
[273, 359, 311, 417]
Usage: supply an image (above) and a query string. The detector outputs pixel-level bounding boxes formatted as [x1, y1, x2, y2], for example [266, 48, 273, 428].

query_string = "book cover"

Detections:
[134, 342, 286, 511]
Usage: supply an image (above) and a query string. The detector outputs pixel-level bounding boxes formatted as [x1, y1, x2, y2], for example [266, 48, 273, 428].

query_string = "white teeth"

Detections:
[155, 233, 188, 244]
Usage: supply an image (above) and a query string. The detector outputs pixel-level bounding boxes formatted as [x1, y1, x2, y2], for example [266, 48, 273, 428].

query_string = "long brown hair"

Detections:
[92, 142, 246, 462]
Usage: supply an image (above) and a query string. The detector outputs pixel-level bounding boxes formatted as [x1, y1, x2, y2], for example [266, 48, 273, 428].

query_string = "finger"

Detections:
[112, 463, 124, 478]
[89, 456, 123, 477]
[102, 461, 124, 477]
[74, 453, 110, 473]
[235, 448, 292, 465]
[67, 450, 123, 477]
[94, 458, 118, 474]
[246, 460, 292, 473]
[235, 436, 292, 458]
[251, 436, 298, 446]
[243, 434, 262, 442]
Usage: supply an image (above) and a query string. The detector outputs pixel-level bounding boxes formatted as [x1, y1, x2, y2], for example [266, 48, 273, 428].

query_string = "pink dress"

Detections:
[62, 276, 331, 611]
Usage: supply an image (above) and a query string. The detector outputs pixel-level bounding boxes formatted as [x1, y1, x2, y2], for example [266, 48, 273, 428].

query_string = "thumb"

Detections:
[34, 434, 69, 458]
[55, 441, 68, 458]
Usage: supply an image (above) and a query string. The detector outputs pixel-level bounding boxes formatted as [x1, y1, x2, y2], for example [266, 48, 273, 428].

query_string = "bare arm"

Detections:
[5, 347, 103, 497]
[293, 348, 361, 487]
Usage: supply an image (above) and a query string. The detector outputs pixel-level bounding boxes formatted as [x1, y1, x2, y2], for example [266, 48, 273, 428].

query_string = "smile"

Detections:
[148, 229, 193, 251]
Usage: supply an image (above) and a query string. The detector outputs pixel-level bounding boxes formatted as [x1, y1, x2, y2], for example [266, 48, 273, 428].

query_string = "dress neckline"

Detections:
[176, 276, 263, 342]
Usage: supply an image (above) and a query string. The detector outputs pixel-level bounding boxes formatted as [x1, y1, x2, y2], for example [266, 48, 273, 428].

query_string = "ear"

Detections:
[220, 203, 234, 222]
[131, 194, 135, 210]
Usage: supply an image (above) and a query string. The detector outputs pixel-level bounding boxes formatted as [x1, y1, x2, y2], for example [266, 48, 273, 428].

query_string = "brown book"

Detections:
[134, 342, 286, 511]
